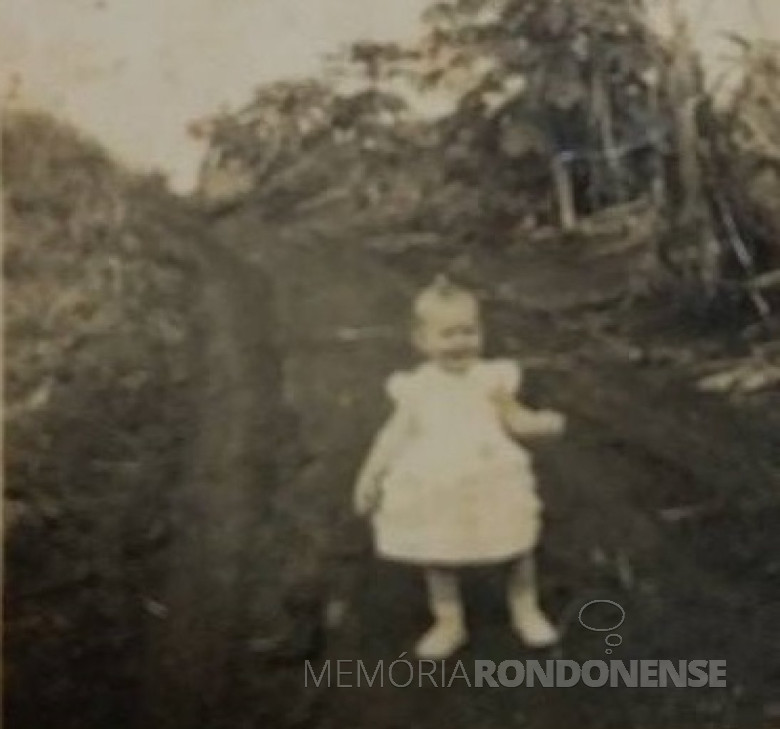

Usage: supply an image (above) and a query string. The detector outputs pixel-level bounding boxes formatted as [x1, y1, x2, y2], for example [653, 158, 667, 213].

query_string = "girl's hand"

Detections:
[354, 477, 382, 517]
[497, 394, 567, 439]
[534, 409, 566, 436]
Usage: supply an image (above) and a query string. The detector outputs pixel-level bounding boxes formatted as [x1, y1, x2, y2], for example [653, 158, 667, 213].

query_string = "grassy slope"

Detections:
[3, 112, 200, 727]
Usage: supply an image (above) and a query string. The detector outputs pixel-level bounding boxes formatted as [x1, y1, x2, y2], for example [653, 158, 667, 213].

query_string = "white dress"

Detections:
[365, 359, 542, 565]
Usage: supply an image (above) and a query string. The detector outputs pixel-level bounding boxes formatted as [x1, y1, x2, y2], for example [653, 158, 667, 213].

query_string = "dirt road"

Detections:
[148, 208, 779, 729]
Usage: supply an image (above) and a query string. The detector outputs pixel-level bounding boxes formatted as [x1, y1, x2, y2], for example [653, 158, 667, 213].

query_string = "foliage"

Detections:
[683, 38, 780, 316]
[199, 0, 667, 245]
[3, 111, 199, 726]
[197, 0, 777, 305]
[717, 39, 780, 267]
[196, 78, 433, 218]
[414, 0, 666, 237]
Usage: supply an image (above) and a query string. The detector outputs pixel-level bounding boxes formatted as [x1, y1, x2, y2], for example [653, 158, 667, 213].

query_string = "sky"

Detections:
[3, 0, 779, 192]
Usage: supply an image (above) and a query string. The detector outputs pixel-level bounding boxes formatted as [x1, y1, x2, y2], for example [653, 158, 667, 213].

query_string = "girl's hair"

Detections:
[412, 274, 478, 325]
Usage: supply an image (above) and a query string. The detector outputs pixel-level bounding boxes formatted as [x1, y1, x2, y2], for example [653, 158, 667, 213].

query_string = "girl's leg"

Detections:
[415, 568, 468, 659]
[507, 555, 559, 647]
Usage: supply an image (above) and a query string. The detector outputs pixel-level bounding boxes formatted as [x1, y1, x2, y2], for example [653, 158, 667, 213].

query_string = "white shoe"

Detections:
[511, 605, 559, 648]
[414, 617, 468, 660]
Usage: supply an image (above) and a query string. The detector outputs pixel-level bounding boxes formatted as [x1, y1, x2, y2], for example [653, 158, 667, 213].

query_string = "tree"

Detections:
[405, 0, 666, 233]
[195, 72, 432, 219]
[197, 1, 671, 241]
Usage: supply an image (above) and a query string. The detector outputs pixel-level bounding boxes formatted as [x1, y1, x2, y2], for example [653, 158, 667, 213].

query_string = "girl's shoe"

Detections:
[414, 616, 468, 659]
[511, 605, 559, 648]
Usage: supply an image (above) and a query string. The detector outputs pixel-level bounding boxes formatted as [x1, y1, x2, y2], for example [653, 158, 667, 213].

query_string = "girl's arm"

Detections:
[487, 361, 565, 440]
[494, 392, 566, 440]
[354, 408, 415, 517]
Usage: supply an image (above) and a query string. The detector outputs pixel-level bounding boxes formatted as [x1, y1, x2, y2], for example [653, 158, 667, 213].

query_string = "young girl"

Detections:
[354, 275, 565, 660]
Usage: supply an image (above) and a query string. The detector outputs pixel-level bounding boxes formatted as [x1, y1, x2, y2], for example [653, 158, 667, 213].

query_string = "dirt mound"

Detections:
[3, 112, 201, 728]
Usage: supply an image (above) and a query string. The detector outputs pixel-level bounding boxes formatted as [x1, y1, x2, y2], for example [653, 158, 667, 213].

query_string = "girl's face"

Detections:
[414, 297, 483, 373]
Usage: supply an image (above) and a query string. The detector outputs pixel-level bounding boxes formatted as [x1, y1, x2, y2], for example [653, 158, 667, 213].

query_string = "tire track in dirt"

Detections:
[142, 232, 291, 729]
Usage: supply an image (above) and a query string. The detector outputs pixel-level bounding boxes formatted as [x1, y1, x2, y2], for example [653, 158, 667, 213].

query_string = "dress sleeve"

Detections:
[354, 372, 416, 493]
[385, 371, 414, 405]
[490, 359, 522, 396]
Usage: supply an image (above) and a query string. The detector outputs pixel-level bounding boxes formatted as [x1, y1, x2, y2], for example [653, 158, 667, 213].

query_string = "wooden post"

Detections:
[665, 0, 720, 289]
[552, 154, 577, 231]
[592, 71, 624, 203]
[667, 2, 697, 213]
